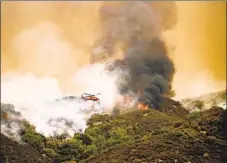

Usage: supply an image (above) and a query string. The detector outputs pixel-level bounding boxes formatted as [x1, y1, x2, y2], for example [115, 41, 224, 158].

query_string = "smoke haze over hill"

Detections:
[1, 1, 226, 138]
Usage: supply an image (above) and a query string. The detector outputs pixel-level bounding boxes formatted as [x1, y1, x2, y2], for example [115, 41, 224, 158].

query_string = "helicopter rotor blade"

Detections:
[84, 93, 93, 96]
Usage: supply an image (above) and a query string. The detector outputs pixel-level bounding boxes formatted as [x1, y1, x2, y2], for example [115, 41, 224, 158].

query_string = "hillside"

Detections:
[181, 90, 226, 112]
[83, 107, 227, 163]
[1, 98, 227, 163]
[0, 133, 51, 163]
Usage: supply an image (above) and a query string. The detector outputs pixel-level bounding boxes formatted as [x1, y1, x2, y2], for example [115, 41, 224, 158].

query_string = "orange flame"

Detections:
[137, 103, 148, 110]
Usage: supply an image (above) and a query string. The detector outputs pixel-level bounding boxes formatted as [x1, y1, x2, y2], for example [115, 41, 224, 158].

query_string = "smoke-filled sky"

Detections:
[1, 1, 226, 99]
[1, 1, 226, 139]
[165, 1, 226, 98]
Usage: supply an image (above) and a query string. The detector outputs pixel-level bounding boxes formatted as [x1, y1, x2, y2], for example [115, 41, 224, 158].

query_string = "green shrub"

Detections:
[21, 121, 46, 149]
[43, 148, 58, 157]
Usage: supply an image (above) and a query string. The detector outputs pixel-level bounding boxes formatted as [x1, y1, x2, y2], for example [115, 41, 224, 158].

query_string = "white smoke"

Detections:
[1, 107, 24, 142]
[74, 63, 129, 110]
[173, 71, 226, 100]
[1, 121, 22, 142]
[1, 19, 132, 139]
[1, 63, 127, 137]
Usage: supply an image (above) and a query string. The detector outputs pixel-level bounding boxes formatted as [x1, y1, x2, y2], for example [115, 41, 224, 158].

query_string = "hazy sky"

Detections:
[1, 1, 226, 98]
[165, 1, 226, 98]
[165, 1, 226, 80]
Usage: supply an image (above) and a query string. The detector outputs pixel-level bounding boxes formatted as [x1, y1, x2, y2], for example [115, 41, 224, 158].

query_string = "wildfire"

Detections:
[116, 95, 149, 111]
[137, 102, 148, 110]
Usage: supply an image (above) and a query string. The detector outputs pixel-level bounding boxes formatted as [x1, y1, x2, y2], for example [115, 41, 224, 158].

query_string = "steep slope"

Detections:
[181, 90, 226, 112]
[1, 103, 24, 142]
[0, 97, 226, 163]
[0, 133, 51, 163]
[83, 108, 227, 163]
[158, 97, 189, 117]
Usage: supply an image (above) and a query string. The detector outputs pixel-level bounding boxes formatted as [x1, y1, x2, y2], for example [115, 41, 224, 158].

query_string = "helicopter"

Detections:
[81, 93, 101, 102]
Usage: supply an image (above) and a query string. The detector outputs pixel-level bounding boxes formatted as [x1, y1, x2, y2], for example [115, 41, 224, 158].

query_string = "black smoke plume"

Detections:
[91, 1, 178, 109]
